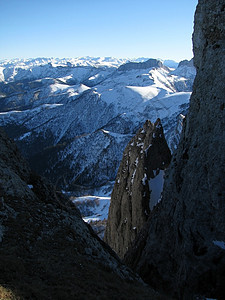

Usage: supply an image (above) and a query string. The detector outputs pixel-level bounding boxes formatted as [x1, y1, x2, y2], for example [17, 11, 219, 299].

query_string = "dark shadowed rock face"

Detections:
[0, 128, 164, 300]
[104, 119, 171, 258]
[124, 1, 225, 299]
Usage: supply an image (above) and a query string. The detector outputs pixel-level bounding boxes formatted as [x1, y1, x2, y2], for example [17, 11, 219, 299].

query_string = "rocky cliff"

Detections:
[104, 119, 171, 258]
[124, 1, 225, 299]
[118, 59, 165, 71]
[177, 58, 194, 68]
[0, 128, 165, 299]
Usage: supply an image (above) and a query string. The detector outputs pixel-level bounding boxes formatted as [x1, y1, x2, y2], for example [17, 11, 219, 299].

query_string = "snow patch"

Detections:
[126, 85, 160, 102]
[131, 169, 136, 184]
[213, 240, 225, 250]
[18, 132, 31, 141]
[72, 195, 110, 222]
[136, 142, 144, 147]
[135, 157, 139, 166]
[102, 129, 110, 134]
[142, 173, 148, 185]
[149, 170, 164, 210]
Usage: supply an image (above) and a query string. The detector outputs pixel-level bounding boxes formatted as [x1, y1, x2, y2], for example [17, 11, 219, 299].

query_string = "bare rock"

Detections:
[124, 1, 225, 299]
[118, 58, 166, 71]
[0, 128, 162, 299]
[104, 119, 171, 258]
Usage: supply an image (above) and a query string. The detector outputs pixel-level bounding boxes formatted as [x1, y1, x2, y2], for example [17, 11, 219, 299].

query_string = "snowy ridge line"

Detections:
[0, 56, 179, 69]
[72, 195, 111, 222]
[0, 57, 195, 192]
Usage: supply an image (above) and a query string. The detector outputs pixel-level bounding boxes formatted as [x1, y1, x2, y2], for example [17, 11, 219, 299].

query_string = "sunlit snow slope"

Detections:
[0, 57, 195, 192]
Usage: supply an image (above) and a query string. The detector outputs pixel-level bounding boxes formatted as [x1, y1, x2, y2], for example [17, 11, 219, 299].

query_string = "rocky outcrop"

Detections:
[169, 113, 186, 153]
[177, 58, 194, 68]
[171, 58, 196, 91]
[0, 128, 164, 299]
[104, 119, 171, 258]
[124, 1, 225, 299]
[118, 58, 166, 71]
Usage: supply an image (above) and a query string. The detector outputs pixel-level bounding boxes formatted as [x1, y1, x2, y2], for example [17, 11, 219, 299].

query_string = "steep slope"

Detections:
[0, 58, 194, 191]
[124, 1, 225, 299]
[104, 119, 171, 258]
[0, 128, 165, 299]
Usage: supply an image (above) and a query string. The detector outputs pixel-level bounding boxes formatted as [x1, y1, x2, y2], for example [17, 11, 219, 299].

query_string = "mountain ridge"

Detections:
[0, 57, 195, 192]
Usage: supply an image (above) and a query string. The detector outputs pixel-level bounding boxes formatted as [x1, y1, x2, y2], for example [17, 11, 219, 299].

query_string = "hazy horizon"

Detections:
[0, 0, 198, 61]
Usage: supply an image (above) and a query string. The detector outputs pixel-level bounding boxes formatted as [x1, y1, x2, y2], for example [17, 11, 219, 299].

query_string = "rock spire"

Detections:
[104, 119, 171, 258]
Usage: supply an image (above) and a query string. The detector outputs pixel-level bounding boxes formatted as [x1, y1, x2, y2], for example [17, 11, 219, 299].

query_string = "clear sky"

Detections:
[0, 0, 198, 62]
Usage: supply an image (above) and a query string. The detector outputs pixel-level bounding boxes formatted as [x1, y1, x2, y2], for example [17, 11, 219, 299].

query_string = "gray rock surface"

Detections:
[124, 1, 225, 299]
[118, 59, 165, 72]
[177, 58, 194, 68]
[0, 128, 164, 299]
[104, 119, 171, 258]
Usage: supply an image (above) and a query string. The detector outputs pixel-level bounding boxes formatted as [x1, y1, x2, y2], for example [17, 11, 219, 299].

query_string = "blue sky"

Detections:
[0, 0, 198, 61]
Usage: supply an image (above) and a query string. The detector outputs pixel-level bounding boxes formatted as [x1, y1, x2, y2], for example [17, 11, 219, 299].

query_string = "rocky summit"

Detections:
[117, 58, 165, 72]
[104, 119, 171, 258]
[124, 0, 225, 299]
[0, 128, 166, 300]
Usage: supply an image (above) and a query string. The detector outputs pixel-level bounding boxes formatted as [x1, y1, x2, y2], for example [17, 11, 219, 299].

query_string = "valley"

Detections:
[0, 57, 195, 194]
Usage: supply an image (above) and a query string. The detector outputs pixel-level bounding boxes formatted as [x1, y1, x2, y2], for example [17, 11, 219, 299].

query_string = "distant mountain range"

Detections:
[0, 57, 196, 193]
[0, 56, 179, 72]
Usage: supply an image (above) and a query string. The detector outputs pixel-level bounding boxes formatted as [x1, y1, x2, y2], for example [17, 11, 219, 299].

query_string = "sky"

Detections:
[0, 0, 198, 62]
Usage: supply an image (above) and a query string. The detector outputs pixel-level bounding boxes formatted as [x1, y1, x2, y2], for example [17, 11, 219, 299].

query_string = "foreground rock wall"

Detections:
[124, 1, 225, 298]
[0, 128, 163, 299]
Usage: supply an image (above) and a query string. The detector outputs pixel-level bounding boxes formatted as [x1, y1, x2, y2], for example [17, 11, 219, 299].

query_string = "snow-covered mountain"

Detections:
[0, 57, 196, 193]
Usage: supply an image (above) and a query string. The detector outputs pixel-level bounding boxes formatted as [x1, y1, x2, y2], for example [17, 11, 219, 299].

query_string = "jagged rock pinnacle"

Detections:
[104, 119, 171, 258]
